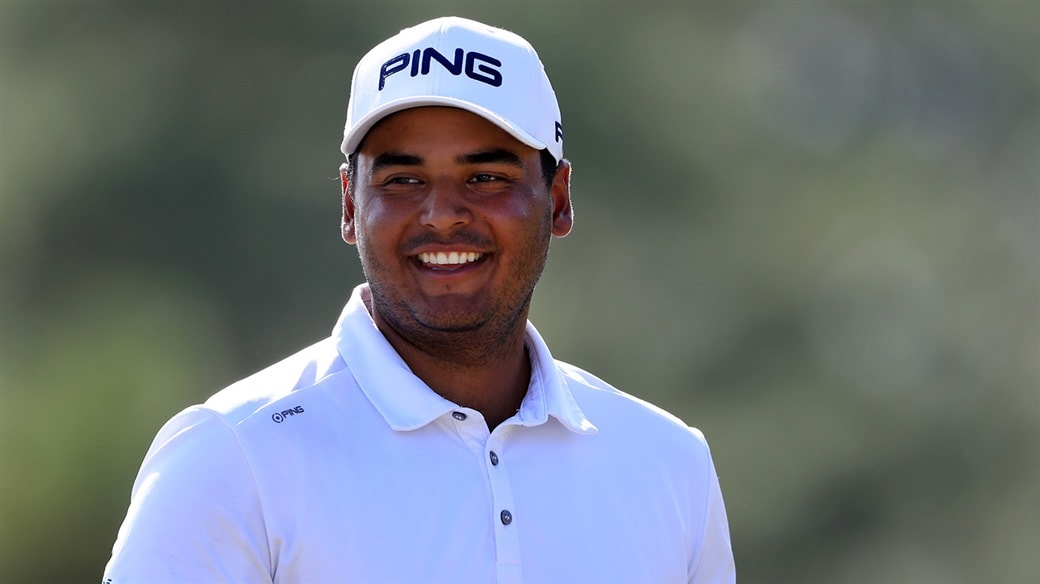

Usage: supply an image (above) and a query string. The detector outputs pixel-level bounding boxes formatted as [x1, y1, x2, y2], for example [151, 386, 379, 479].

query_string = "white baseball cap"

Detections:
[340, 17, 563, 162]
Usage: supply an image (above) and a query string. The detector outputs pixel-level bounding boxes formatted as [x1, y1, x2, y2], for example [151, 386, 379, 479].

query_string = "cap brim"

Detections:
[341, 96, 549, 157]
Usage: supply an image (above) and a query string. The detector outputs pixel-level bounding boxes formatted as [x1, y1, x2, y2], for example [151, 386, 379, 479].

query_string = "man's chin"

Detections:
[412, 306, 489, 334]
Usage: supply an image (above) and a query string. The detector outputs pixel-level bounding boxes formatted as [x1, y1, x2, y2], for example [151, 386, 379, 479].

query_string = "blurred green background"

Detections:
[2, 1, 1037, 582]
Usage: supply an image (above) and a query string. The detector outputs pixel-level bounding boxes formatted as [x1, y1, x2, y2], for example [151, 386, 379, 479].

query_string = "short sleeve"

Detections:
[103, 406, 272, 583]
[689, 435, 736, 583]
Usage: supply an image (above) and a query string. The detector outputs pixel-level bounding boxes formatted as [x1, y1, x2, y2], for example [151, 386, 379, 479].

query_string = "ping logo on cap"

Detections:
[379, 47, 503, 90]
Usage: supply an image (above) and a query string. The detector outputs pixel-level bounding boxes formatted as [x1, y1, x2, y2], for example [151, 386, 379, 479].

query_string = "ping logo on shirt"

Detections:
[379, 47, 503, 90]
[272, 406, 305, 423]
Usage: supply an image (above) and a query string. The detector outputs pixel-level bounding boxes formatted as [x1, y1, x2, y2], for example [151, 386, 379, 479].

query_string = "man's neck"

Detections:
[364, 292, 532, 431]
[402, 342, 531, 431]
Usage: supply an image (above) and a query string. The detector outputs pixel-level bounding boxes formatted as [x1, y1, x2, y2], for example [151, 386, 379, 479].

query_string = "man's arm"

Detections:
[689, 438, 737, 583]
[103, 407, 272, 583]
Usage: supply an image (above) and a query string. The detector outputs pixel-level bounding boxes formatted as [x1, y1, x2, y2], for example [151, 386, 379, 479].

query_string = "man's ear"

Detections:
[550, 159, 574, 237]
[340, 163, 357, 245]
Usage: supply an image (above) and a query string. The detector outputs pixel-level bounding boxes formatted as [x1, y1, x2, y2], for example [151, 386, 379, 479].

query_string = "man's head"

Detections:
[337, 17, 572, 357]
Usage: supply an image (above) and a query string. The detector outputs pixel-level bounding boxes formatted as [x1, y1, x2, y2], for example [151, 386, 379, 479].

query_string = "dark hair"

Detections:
[344, 148, 559, 195]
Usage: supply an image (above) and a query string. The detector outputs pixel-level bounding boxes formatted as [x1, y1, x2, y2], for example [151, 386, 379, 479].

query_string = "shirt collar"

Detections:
[332, 284, 596, 435]
[517, 320, 597, 434]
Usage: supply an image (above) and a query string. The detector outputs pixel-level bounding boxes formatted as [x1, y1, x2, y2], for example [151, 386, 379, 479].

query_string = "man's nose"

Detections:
[420, 179, 472, 232]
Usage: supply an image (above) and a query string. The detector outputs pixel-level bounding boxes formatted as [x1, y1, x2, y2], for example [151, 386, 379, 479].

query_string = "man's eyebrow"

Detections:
[457, 149, 524, 167]
[371, 152, 424, 172]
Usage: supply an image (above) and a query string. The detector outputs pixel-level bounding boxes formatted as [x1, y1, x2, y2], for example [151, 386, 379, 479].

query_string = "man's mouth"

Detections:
[417, 251, 484, 267]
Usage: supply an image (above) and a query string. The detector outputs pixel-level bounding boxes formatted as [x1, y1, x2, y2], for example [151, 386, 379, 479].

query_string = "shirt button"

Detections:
[500, 510, 512, 525]
[489, 451, 499, 466]
[452, 411, 467, 421]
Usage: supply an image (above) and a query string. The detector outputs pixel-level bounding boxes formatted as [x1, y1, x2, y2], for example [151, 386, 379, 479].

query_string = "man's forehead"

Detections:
[366, 149, 525, 173]
[357, 106, 536, 161]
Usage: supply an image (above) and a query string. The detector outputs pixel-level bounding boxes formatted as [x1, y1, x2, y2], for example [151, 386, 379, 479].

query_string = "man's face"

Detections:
[341, 106, 572, 346]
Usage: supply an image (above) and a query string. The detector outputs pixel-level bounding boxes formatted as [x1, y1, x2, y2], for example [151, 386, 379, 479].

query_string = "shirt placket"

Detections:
[450, 409, 523, 584]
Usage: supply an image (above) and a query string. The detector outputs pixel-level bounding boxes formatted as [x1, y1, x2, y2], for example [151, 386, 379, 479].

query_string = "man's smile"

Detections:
[417, 251, 485, 267]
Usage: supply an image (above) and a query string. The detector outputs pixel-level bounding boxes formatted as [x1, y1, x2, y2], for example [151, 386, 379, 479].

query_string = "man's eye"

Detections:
[470, 173, 503, 183]
[384, 176, 420, 185]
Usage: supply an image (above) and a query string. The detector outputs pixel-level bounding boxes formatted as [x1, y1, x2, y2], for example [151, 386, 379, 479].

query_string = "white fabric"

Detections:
[341, 17, 564, 162]
[104, 284, 735, 583]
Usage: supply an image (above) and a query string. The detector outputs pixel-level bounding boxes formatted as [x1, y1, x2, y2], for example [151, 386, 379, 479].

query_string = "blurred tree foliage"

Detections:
[1, 1, 1037, 582]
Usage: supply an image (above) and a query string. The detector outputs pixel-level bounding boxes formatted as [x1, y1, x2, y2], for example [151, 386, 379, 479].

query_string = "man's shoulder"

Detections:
[200, 337, 349, 426]
[554, 360, 707, 445]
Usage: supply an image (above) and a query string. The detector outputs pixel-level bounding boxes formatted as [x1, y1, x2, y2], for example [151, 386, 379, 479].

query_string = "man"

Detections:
[104, 16, 735, 583]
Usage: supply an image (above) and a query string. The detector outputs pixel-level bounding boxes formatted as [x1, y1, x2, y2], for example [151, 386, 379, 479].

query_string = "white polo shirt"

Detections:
[104, 284, 735, 583]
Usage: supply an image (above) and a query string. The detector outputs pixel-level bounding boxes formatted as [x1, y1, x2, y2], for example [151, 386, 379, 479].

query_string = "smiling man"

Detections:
[344, 106, 572, 431]
[104, 17, 735, 583]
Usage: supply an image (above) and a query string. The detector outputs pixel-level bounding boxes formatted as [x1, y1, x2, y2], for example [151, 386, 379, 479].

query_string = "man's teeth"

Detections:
[419, 251, 483, 265]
